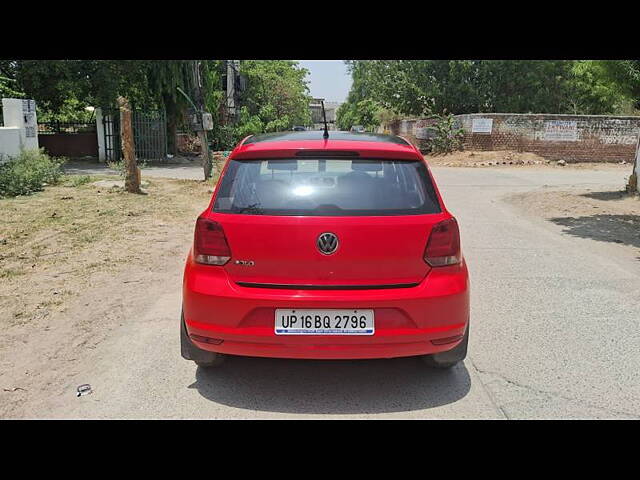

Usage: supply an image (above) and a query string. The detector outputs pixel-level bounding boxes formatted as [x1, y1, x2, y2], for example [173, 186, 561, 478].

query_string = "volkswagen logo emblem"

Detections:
[317, 232, 338, 255]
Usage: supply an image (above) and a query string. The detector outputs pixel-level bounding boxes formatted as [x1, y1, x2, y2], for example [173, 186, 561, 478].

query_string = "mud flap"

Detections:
[423, 321, 469, 368]
[181, 311, 218, 363]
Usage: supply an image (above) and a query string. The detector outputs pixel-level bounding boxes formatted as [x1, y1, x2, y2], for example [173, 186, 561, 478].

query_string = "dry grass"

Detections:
[0, 176, 213, 328]
[425, 150, 634, 170]
[426, 150, 548, 166]
[0, 174, 220, 416]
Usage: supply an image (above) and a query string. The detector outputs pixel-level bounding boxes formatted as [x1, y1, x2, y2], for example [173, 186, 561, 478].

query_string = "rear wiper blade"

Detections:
[314, 204, 344, 213]
[236, 203, 264, 214]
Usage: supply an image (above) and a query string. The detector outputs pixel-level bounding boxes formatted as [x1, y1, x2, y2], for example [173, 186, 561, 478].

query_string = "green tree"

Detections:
[336, 61, 389, 131]
[11, 60, 221, 151]
[564, 61, 631, 114]
[601, 60, 640, 110]
[4, 60, 313, 152]
[340, 60, 637, 122]
[200, 61, 228, 150]
[13, 60, 154, 120]
[336, 98, 381, 131]
[146, 61, 193, 154]
[476, 60, 570, 113]
[0, 61, 23, 99]
[234, 60, 311, 139]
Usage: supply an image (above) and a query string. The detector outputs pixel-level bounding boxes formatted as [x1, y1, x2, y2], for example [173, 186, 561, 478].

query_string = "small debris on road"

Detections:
[76, 384, 92, 397]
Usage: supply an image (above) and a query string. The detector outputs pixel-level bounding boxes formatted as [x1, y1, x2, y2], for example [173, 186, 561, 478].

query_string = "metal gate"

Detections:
[102, 108, 168, 162]
[103, 110, 120, 162]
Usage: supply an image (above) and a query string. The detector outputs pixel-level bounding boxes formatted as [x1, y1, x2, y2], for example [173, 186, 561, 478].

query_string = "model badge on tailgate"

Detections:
[234, 260, 255, 266]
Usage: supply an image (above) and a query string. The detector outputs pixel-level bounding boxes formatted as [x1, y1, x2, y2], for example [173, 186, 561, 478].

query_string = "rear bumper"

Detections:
[182, 254, 470, 360]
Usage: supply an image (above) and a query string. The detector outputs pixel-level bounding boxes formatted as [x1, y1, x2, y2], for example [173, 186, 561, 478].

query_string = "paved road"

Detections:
[50, 166, 640, 419]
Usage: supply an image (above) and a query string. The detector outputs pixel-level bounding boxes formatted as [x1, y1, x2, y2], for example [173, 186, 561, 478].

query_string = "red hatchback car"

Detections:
[181, 131, 469, 368]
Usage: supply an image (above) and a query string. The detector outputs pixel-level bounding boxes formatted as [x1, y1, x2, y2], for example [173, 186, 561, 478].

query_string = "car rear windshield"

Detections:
[213, 158, 442, 216]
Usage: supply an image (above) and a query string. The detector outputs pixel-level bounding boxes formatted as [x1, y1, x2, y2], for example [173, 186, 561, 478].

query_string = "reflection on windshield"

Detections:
[215, 158, 441, 216]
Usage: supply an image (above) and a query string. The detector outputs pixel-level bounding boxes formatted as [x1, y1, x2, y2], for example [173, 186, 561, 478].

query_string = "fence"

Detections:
[100, 108, 167, 162]
[383, 113, 640, 163]
[38, 122, 96, 135]
[132, 109, 167, 161]
[37, 121, 98, 158]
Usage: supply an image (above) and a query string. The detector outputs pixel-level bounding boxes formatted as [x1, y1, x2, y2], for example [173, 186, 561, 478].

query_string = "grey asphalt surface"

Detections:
[51, 165, 640, 419]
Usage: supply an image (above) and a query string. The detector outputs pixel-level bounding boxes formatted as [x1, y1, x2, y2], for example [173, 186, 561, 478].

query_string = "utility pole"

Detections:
[225, 60, 239, 124]
[191, 60, 212, 180]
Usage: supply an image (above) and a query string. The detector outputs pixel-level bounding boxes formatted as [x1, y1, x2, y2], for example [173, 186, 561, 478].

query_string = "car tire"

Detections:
[421, 323, 469, 369]
[181, 310, 225, 368]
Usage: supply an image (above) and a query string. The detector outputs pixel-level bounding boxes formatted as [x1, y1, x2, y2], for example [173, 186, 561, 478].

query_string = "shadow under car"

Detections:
[188, 355, 471, 415]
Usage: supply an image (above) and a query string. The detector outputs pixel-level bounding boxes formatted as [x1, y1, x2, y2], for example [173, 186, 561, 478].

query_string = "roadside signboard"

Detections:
[544, 120, 578, 141]
[472, 118, 493, 134]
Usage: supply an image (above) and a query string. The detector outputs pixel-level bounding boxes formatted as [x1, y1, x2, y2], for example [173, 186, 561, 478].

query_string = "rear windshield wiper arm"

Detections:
[235, 203, 264, 214]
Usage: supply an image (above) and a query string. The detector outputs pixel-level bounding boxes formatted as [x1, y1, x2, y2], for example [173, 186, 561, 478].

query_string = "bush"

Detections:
[429, 112, 464, 155]
[0, 149, 65, 198]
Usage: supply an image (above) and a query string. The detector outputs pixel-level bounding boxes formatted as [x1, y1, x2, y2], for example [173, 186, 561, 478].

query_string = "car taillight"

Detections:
[424, 218, 461, 267]
[194, 216, 231, 265]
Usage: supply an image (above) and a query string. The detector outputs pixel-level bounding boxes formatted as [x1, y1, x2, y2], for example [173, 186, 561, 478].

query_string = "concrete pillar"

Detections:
[1, 98, 39, 151]
[96, 107, 106, 162]
[0, 127, 21, 161]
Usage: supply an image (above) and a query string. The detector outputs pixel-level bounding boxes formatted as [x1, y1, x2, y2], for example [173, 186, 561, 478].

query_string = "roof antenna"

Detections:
[321, 100, 329, 139]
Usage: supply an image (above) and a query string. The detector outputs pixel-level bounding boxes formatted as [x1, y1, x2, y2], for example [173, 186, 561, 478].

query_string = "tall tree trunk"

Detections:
[164, 94, 178, 156]
[117, 96, 141, 194]
[199, 130, 211, 180]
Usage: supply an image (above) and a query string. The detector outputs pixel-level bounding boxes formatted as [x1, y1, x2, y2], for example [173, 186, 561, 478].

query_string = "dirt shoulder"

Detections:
[426, 150, 633, 171]
[505, 186, 640, 255]
[0, 176, 213, 416]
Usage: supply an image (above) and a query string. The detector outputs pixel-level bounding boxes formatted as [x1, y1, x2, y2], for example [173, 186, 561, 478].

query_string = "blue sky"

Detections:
[297, 60, 352, 103]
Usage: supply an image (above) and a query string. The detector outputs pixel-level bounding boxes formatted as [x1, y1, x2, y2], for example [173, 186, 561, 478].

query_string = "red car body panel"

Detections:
[182, 134, 470, 359]
[219, 213, 438, 285]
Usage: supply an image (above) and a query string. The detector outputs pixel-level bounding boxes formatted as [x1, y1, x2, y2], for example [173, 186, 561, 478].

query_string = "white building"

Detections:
[0, 98, 39, 162]
[309, 98, 342, 130]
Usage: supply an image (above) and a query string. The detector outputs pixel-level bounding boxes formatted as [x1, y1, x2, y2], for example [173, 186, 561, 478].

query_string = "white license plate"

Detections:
[275, 309, 374, 335]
